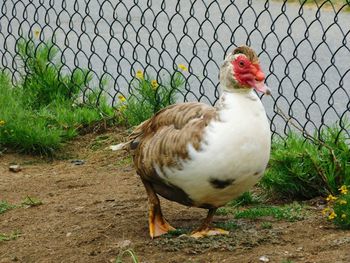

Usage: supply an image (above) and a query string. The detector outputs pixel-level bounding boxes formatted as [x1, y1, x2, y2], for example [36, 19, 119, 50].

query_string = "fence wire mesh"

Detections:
[0, 0, 349, 139]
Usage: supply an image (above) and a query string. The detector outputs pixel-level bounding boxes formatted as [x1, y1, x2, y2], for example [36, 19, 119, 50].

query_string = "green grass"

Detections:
[0, 76, 63, 154]
[16, 38, 88, 109]
[117, 67, 186, 127]
[260, 124, 350, 200]
[216, 192, 261, 216]
[323, 187, 350, 229]
[234, 203, 305, 222]
[21, 196, 43, 207]
[0, 231, 21, 242]
[115, 249, 139, 263]
[89, 134, 112, 150]
[115, 156, 133, 167]
[260, 222, 273, 229]
[166, 228, 188, 237]
[0, 201, 15, 214]
[215, 220, 239, 231]
[0, 197, 42, 216]
[227, 191, 261, 207]
[218, 202, 306, 222]
[0, 38, 115, 155]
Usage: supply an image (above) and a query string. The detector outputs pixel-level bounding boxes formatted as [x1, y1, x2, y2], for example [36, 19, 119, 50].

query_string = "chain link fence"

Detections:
[0, 0, 349, 139]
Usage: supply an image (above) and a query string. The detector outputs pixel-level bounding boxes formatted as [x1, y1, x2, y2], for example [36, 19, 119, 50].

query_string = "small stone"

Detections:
[296, 246, 303, 251]
[259, 255, 270, 262]
[66, 232, 72, 237]
[71, 160, 85, 165]
[9, 164, 21, 173]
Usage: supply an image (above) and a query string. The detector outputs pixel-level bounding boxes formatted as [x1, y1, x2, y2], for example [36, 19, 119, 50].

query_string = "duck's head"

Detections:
[220, 45, 271, 95]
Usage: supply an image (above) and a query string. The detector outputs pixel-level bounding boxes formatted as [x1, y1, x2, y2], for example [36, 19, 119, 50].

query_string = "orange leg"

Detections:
[191, 208, 229, 239]
[141, 179, 175, 238]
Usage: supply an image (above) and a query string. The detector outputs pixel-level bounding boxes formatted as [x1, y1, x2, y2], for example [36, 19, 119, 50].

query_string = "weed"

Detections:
[215, 220, 239, 231]
[115, 249, 139, 263]
[117, 66, 186, 127]
[0, 230, 21, 242]
[216, 207, 233, 216]
[166, 228, 188, 237]
[16, 38, 88, 108]
[234, 203, 305, 222]
[0, 73, 63, 154]
[115, 156, 133, 167]
[227, 191, 261, 207]
[0, 37, 115, 155]
[21, 196, 43, 207]
[216, 191, 260, 215]
[89, 135, 111, 150]
[0, 201, 15, 214]
[260, 222, 273, 229]
[260, 124, 350, 200]
[322, 185, 350, 229]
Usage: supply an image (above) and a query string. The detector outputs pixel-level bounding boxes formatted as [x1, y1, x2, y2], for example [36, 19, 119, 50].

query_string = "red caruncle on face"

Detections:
[231, 55, 265, 87]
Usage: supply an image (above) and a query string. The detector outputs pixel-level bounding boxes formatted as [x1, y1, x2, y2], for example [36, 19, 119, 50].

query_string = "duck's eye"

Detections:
[239, 61, 245, 67]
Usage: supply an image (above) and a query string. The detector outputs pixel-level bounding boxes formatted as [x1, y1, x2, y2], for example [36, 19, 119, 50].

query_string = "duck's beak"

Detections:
[253, 81, 271, 95]
[246, 78, 271, 95]
[249, 64, 271, 95]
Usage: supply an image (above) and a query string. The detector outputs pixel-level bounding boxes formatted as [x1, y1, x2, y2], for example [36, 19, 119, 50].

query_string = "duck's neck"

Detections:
[217, 87, 258, 110]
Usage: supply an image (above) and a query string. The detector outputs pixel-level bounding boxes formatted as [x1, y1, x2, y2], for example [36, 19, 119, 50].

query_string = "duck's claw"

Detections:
[190, 227, 229, 239]
[149, 208, 176, 238]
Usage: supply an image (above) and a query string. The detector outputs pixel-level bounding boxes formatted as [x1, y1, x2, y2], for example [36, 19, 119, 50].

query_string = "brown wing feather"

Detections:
[128, 102, 218, 181]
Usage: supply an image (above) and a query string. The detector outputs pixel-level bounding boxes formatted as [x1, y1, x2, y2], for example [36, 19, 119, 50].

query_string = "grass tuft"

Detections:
[0, 201, 15, 214]
[116, 66, 186, 127]
[115, 249, 139, 263]
[260, 222, 273, 229]
[0, 231, 21, 242]
[227, 191, 261, 207]
[215, 220, 239, 231]
[234, 203, 305, 222]
[21, 196, 43, 207]
[322, 185, 350, 229]
[0, 37, 115, 155]
[166, 228, 188, 237]
[216, 191, 261, 216]
[218, 202, 306, 222]
[260, 124, 350, 200]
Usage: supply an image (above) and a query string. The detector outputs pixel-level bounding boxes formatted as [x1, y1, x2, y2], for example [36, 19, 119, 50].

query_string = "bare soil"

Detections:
[1, 129, 350, 263]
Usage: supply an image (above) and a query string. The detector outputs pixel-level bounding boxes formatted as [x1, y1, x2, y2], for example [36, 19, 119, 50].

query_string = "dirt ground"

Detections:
[1, 129, 350, 263]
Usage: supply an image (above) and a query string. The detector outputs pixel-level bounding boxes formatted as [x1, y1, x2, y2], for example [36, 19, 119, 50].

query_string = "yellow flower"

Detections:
[0, 120, 5, 126]
[151, 79, 159, 89]
[136, 70, 144, 80]
[118, 95, 126, 102]
[178, 64, 188, 71]
[34, 29, 40, 39]
[339, 199, 347, 205]
[322, 207, 330, 215]
[118, 105, 127, 112]
[341, 214, 347, 219]
[328, 211, 337, 220]
[339, 185, 348, 195]
[326, 194, 337, 202]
